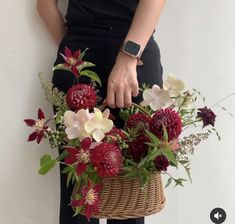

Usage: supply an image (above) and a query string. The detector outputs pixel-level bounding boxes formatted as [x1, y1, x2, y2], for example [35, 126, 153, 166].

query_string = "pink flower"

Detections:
[71, 179, 102, 221]
[60, 46, 84, 77]
[170, 139, 181, 152]
[24, 108, 49, 144]
[64, 137, 92, 176]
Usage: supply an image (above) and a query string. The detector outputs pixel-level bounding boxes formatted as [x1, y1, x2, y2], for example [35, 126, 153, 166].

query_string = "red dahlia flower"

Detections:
[71, 179, 102, 221]
[66, 84, 97, 111]
[91, 143, 123, 177]
[24, 108, 49, 144]
[197, 106, 216, 128]
[126, 113, 151, 134]
[127, 135, 150, 163]
[149, 108, 182, 142]
[60, 46, 84, 77]
[64, 137, 92, 176]
[154, 155, 169, 171]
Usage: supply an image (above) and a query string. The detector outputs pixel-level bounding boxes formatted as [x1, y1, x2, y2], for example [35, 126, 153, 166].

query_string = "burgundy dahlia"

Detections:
[154, 155, 169, 171]
[90, 143, 123, 177]
[66, 84, 97, 111]
[149, 108, 182, 142]
[128, 135, 150, 163]
[126, 113, 150, 134]
[197, 106, 216, 128]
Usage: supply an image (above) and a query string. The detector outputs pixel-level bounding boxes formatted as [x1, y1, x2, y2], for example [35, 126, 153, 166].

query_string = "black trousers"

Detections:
[52, 23, 163, 224]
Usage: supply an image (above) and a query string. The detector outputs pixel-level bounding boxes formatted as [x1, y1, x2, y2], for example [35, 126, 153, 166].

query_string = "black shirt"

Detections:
[65, 0, 139, 27]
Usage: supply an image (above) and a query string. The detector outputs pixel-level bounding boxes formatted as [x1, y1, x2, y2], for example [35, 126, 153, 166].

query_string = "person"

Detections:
[36, 0, 165, 223]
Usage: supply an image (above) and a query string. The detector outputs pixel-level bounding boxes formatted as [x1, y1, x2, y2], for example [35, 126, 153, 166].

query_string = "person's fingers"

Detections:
[102, 98, 107, 105]
[131, 81, 139, 97]
[107, 82, 116, 108]
[124, 88, 132, 108]
[115, 83, 125, 108]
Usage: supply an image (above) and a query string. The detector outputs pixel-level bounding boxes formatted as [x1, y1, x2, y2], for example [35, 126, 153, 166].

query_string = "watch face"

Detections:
[124, 40, 141, 56]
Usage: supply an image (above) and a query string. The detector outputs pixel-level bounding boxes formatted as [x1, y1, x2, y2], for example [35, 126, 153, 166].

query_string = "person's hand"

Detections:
[104, 52, 139, 108]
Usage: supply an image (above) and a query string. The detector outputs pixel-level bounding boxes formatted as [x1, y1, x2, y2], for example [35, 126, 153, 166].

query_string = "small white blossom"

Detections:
[140, 84, 170, 111]
[64, 109, 93, 140]
[163, 73, 185, 97]
[84, 108, 113, 142]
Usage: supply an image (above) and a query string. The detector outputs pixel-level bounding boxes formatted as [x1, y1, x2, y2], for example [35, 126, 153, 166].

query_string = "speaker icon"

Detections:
[210, 208, 226, 224]
[214, 212, 222, 220]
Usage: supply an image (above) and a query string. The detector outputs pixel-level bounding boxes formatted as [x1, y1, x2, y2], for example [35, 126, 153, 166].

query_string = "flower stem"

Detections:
[210, 92, 235, 108]
[131, 103, 151, 117]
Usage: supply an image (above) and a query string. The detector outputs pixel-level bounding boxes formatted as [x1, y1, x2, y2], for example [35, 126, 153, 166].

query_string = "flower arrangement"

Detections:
[24, 47, 228, 221]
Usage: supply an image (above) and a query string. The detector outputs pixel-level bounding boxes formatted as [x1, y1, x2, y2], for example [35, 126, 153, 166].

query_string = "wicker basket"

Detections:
[71, 171, 166, 219]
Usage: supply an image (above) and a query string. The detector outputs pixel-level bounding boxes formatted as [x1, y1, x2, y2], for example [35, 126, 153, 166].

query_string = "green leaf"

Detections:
[38, 155, 57, 175]
[147, 148, 161, 162]
[73, 206, 83, 217]
[126, 159, 138, 167]
[179, 160, 189, 165]
[88, 172, 98, 184]
[56, 150, 69, 161]
[79, 47, 89, 60]
[122, 166, 134, 172]
[165, 178, 172, 188]
[145, 142, 157, 147]
[145, 130, 161, 145]
[137, 156, 148, 168]
[174, 178, 187, 187]
[139, 173, 150, 188]
[76, 175, 83, 188]
[86, 164, 96, 172]
[164, 147, 178, 167]
[80, 70, 101, 87]
[185, 167, 192, 183]
[62, 165, 73, 174]
[53, 64, 71, 72]
[67, 138, 80, 147]
[78, 62, 96, 72]
[124, 171, 139, 178]
[118, 109, 130, 121]
[67, 170, 73, 187]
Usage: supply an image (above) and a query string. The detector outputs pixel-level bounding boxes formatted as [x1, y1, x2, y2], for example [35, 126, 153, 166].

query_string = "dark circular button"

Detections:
[210, 207, 226, 224]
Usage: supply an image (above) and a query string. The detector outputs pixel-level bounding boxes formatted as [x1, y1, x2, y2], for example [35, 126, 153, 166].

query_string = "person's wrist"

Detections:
[116, 51, 138, 66]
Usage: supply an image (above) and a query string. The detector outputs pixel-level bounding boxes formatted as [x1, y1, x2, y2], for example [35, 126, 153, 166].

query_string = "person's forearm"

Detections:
[37, 0, 67, 46]
[123, 0, 165, 50]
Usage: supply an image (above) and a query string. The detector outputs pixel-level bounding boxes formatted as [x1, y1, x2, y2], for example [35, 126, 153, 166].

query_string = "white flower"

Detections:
[84, 108, 113, 142]
[163, 73, 185, 97]
[140, 84, 170, 110]
[174, 91, 193, 109]
[64, 109, 93, 140]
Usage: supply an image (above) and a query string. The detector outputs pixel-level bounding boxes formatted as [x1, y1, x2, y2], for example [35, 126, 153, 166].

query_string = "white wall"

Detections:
[0, 0, 234, 223]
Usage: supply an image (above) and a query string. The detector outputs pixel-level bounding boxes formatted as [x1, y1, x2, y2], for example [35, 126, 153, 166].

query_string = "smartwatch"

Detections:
[120, 40, 143, 59]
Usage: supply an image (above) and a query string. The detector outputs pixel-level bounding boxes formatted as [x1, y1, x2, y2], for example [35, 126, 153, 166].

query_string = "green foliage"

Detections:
[165, 178, 172, 188]
[62, 164, 79, 187]
[38, 154, 57, 175]
[145, 130, 161, 146]
[56, 150, 69, 161]
[163, 147, 178, 168]
[80, 70, 102, 87]
[38, 73, 68, 111]
[67, 138, 80, 147]
[52, 64, 71, 72]
[77, 61, 96, 72]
